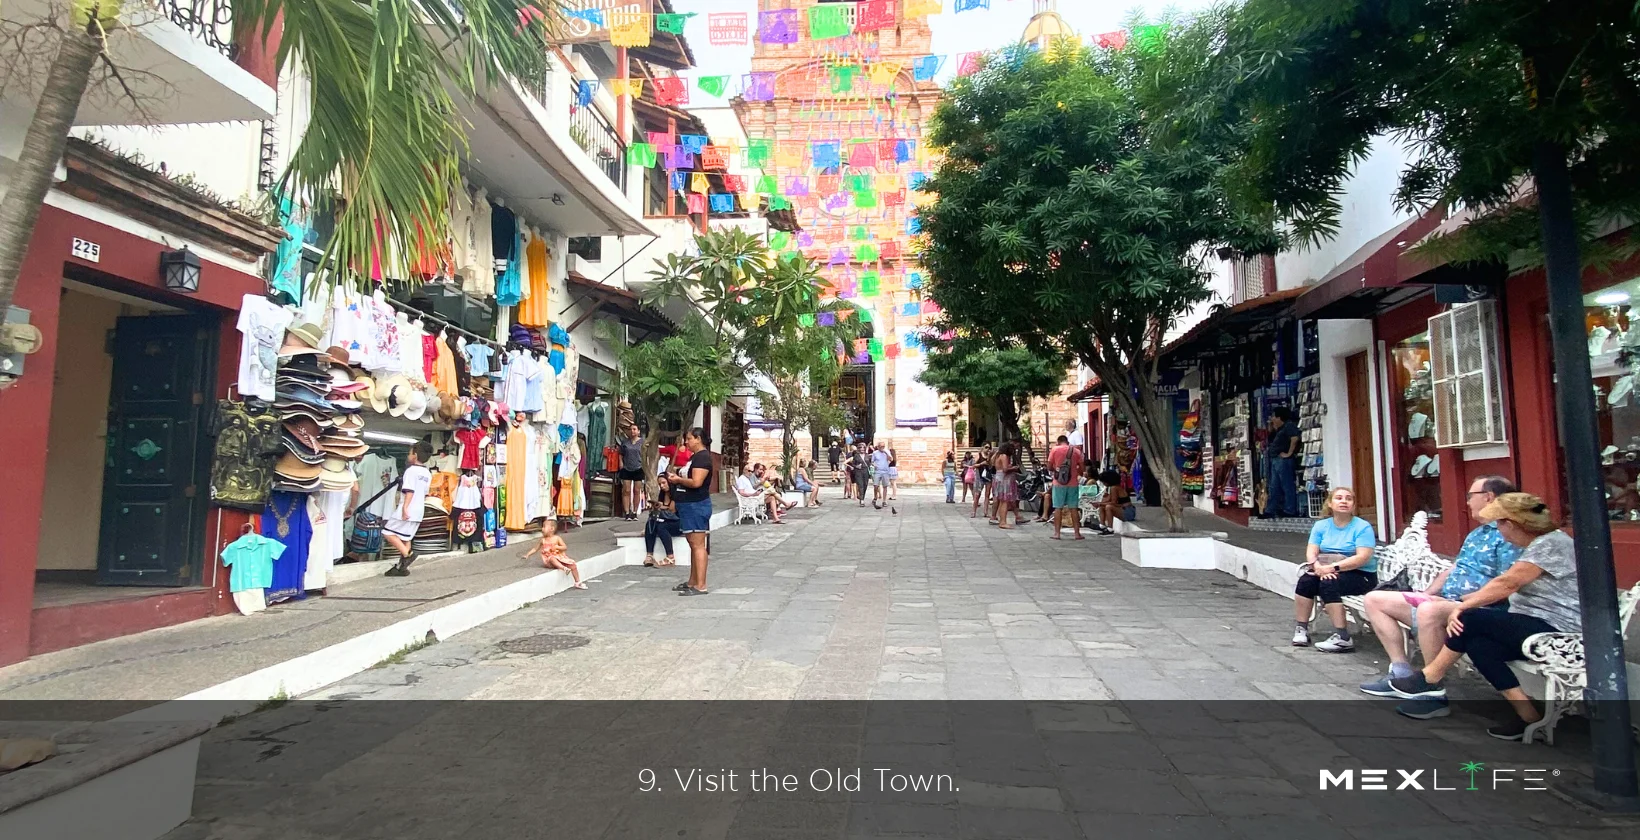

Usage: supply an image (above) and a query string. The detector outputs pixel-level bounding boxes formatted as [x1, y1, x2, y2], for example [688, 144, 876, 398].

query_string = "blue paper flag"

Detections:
[576, 80, 596, 107]
[909, 171, 929, 190]
[955, 0, 991, 12]
[670, 171, 688, 190]
[812, 141, 841, 169]
[912, 56, 945, 81]
[709, 193, 735, 212]
[895, 140, 913, 163]
[906, 272, 924, 289]
[680, 134, 708, 154]
[900, 303, 920, 316]
[568, 8, 605, 27]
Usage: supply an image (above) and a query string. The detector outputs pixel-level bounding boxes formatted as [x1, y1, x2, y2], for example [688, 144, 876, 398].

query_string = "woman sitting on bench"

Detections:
[1293, 487, 1378, 653]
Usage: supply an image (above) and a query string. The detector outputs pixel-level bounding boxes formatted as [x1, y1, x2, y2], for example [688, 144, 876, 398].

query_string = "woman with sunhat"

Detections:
[1389, 492, 1582, 741]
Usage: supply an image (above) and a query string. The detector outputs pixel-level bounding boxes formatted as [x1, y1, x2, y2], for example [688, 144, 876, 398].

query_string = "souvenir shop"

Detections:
[211, 179, 613, 615]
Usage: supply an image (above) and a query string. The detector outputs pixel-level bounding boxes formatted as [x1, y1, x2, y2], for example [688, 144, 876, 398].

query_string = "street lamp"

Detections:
[160, 247, 201, 293]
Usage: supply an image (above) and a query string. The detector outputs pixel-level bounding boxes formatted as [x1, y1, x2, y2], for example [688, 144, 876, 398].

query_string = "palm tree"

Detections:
[0, 0, 565, 317]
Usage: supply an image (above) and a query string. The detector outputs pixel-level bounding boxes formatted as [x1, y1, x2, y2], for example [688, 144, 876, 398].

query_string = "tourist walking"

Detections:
[886, 446, 900, 500]
[847, 444, 870, 506]
[671, 428, 716, 595]
[959, 452, 976, 503]
[870, 443, 892, 509]
[942, 451, 958, 503]
[827, 441, 843, 484]
[617, 424, 644, 520]
[383, 440, 433, 577]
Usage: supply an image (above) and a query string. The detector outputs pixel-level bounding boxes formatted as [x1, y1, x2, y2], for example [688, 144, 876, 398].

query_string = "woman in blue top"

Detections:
[1293, 486, 1379, 652]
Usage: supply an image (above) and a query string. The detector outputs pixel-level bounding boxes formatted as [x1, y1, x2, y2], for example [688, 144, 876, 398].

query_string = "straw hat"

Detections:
[324, 344, 351, 366]
[319, 433, 369, 460]
[334, 412, 366, 432]
[403, 387, 429, 421]
[1478, 492, 1559, 537]
[274, 451, 323, 480]
[318, 456, 356, 490]
[329, 368, 368, 394]
[352, 371, 377, 404]
[379, 374, 412, 416]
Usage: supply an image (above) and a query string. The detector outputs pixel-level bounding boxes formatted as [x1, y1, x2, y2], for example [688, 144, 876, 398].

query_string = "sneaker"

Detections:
[384, 566, 409, 577]
[1315, 633, 1356, 653]
[1396, 697, 1451, 720]
[1359, 675, 1398, 697]
[1388, 672, 1447, 699]
[1486, 718, 1530, 741]
[1291, 627, 1311, 647]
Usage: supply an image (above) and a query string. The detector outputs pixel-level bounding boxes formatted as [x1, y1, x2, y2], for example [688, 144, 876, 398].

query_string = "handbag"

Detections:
[347, 476, 403, 555]
[1121, 503, 1138, 522]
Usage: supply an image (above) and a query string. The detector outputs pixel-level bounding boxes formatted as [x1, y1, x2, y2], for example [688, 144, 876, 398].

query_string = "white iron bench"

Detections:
[734, 493, 766, 525]
[1340, 512, 1449, 645]
[1515, 581, 1640, 745]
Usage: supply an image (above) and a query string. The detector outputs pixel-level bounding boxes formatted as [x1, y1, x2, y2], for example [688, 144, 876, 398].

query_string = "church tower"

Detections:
[1021, 1, 1076, 52]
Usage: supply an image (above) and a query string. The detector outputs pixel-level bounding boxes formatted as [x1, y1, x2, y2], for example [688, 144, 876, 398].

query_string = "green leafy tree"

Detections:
[1224, 0, 1636, 795]
[0, 0, 562, 318]
[610, 320, 740, 495]
[920, 25, 1276, 531]
[637, 228, 842, 485]
[915, 337, 1066, 448]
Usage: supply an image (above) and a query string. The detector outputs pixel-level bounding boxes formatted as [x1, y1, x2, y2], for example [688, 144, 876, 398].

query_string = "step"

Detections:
[0, 719, 211, 840]
[1247, 517, 1314, 535]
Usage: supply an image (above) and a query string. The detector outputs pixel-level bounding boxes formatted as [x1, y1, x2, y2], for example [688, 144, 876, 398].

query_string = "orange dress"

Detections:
[516, 235, 552, 327]
[432, 334, 459, 397]
[503, 423, 530, 531]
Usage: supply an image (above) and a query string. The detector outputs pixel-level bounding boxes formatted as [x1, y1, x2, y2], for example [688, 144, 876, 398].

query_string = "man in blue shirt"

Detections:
[869, 443, 893, 509]
[1261, 407, 1302, 518]
[1358, 475, 1522, 718]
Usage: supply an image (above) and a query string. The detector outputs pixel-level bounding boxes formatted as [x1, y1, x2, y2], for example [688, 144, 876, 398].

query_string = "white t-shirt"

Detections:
[735, 474, 759, 497]
[1067, 429, 1085, 447]
[236, 294, 292, 401]
[394, 465, 432, 524]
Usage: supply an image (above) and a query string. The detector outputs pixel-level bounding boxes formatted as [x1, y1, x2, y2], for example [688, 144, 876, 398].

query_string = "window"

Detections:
[1390, 332, 1441, 521]
[1582, 277, 1640, 521]
[1428, 301, 1506, 447]
[568, 236, 602, 262]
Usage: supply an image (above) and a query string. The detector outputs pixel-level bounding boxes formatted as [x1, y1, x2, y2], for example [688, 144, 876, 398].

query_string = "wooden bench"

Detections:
[1515, 581, 1640, 745]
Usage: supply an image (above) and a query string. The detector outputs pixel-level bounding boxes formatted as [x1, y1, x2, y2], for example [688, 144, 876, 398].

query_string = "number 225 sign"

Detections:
[71, 237, 100, 263]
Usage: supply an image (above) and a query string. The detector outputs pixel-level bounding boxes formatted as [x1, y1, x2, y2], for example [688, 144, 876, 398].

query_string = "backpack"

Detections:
[1054, 450, 1075, 485]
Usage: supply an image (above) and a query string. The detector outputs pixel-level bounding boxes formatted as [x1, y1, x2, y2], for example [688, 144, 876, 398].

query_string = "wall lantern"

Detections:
[160, 247, 201, 293]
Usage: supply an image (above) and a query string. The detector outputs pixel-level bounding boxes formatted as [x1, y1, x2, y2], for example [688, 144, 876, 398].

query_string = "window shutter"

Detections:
[1428, 301, 1506, 448]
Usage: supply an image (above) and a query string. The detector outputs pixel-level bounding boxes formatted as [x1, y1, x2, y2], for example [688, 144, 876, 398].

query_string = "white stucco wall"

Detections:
[1274, 137, 1417, 290]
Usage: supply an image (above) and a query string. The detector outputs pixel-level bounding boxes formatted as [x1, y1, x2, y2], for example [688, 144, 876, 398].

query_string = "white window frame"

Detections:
[1428, 300, 1508, 448]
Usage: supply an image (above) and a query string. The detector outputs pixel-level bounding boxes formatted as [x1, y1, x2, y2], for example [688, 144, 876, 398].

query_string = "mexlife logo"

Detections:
[1318, 762, 1561, 791]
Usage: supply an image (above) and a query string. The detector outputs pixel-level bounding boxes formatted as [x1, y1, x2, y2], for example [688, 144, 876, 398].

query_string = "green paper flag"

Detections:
[782, 249, 802, 263]
[655, 13, 693, 34]
[868, 338, 884, 361]
[756, 173, 779, 194]
[809, 6, 851, 40]
[1132, 24, 1167, 53]
[627, 143, 656, 167]
[698, 75, 730, 97]
[851, 225, 870, 241]
[769, 195, 791, 210]
[855, 190, 878, 209]
[770, 231, 792, 250]
[856, 243, 880, 262]
[831, 65, 861, 93]
[861, 272, 881, 297]
[798, 313, 816, 327]
[747, 139, 773, 168]
[847, 173, 873, 192]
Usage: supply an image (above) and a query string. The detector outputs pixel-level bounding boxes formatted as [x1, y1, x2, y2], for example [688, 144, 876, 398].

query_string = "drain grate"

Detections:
[497, 634, 590, 655]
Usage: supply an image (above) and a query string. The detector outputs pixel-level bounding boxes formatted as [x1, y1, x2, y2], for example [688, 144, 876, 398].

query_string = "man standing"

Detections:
[383, 440, 433, 577]
[1262, 407, 1302, 518]
[827, 440, 843, 484]
[1048, 435, 1085, 540]
[1358, 475, 1522, 717]
[617, 425, 645, 520]
[670, 428, 716, 596]
[870, 442, 892, 510]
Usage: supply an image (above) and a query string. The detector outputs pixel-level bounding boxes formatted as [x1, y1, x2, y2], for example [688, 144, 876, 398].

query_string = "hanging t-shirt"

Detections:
[399, 316, 425, 383]
[455, 427, 489, 470]
[356, 451, 399, 518]
[522, 355, 547, 414]
[220, 532, 284, 593]
[465, 344, 495, 378]
[367, 295, 401, 374]
[236, 294, 293, 401]
[421, 332, 439, 384]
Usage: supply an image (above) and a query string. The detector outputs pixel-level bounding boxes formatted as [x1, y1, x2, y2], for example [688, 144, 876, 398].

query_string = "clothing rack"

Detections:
[375, 290, 552, 358]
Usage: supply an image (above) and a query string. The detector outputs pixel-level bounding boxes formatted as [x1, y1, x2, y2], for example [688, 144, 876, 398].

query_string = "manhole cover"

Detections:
[497, 634, 590, 655]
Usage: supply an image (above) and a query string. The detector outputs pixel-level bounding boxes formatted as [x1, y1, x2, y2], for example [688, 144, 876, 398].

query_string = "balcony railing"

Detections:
[569, 95, 627, 194]
[159, 0, 238, 59]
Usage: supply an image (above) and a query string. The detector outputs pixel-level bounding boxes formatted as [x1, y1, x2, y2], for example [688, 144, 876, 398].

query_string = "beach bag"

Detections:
[347, 476, 403, 554]
[1054, 456, 1074, 485]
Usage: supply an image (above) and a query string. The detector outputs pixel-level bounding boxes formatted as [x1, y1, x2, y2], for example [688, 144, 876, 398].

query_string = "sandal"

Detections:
[658, 556, 677, 567]
[643, 556, 657, 567]
[673, 582, 692, 592]
[678, 586, 709, 596]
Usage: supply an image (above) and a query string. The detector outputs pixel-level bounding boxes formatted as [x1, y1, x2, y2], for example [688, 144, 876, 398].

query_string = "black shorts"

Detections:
[618, 468, 644, 482]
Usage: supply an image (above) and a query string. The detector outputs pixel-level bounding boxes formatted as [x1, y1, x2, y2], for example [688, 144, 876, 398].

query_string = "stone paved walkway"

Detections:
[304, 489, 1497, 703]
[143, 490, 1632, 840]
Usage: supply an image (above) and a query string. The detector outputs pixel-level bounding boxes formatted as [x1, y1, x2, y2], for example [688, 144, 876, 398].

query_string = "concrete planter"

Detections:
[1118, 531, 1220, 570]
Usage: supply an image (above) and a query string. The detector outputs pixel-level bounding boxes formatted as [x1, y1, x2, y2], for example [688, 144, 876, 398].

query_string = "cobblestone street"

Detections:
[307, 489, 1489, 703]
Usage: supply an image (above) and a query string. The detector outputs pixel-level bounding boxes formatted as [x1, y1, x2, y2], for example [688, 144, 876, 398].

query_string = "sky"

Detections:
[668, 0, 1220, 98]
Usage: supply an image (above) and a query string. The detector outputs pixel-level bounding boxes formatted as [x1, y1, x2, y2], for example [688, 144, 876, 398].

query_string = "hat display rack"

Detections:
[272, 322, 369, 493]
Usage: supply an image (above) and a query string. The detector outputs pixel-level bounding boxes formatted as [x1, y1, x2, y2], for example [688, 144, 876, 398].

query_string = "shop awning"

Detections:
[1395, 206, 1511, 287]
[1161, 287, 1306, 368]
[1067, 376, 1103, 403]
[1292, 208, 1447, 319]
[564, 270, 676, 334]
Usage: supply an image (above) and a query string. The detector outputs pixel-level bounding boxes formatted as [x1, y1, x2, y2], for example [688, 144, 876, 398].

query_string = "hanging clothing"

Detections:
[504, 422, 531, 530]
[209, 400, 281, 511]
[329, 287, 370, 367]
[429, 470, 460, 516]
[533, 427, 554, 520]
[356, 452, 400, 518]
[270, 195, 309, 302]
[516, 233, 552, 327]
[455, 427, 489, 470]
[398, 315, 425, 383]
[467, 189, 496, 297]
[448, 333, 470, 396]
[495, 212, 523, 306]
[305, 488, 350, 590]
[221, 531, 283, 616]
[367, 293, 402, 374]
[421, 332, 439, 384]
[236, 294, 293, 401]
[557, 443, 582, 518]
[451, 183, 474, 283]
[433, 333, 460, 397]
[261, 491, 311, 604]
[585, 402, 610, 472]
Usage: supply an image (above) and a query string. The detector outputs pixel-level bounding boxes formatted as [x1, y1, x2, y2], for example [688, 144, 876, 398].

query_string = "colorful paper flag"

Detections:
[885, 343, 900, 359]
[755, 173, 778, 194]
[698, 75, 730, 97]
[1133, 24, 1168, 52]
[818, 312, 836, 326]
[575, 80, 596, 107]
[747, 139, 774, 168]
[686, 192, 706, 214]
[808, 5, 851, 40]
[567, 8, 605, 27]
[679, 134, 707, 154]
[701, 146, 727, 169]
[956, 52, 983, 77]
[868, 338, 884, 361]
[905, 0, 942, 19]
[906, 272, 924, 289]
[850, 225, 871, 241]
[663, 146, 694, 170]
[854, 190, 878, 209]
[709, 193, 735, 213]
[1094, 30, 1129, 50]
[708, 12, 748, 45]
[654, 77, 688, 106]
[784, 176, 810, 197]
[912, 55, 945, 81]
[743, 72, 776, 102]
[829, 248, 850, 266]
[849, 142, 877, 167]
[690, 173, 710, 194]
[847, 173, 873, 192]
[856, 0, 897, 32]
[831, 65, 861, 93]
[856, 243, 880, 262]
[759, 9, 798, 44]
[723, 174, 747, 193]
[609, 11, 651, 48]
[869, 61, 903, 88]
[954, 0, 990, 12]
[899, 302, 921, 316]
[654, 12, 693, 35]
[627, 143, 656, 167]
[812, 141, 841, 169]
[770, 231, 792, 250]
[798, 313, 815, 327]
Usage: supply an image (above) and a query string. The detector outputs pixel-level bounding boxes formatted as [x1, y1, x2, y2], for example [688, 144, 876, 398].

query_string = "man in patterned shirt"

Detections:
[1357, 475, 1522, 718]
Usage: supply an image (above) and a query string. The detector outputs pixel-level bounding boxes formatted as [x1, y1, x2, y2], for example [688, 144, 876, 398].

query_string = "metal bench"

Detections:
[1340, 512, 1451, 643]
[1516, 581, 1640, 745]
[734, 493, 766, 525]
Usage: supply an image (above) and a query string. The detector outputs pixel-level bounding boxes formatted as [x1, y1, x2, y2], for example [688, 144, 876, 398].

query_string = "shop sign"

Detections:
[71, 237, 100, 263]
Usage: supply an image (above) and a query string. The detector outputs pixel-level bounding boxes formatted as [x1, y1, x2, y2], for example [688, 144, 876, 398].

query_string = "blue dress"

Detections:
[261, 491, 310, 603]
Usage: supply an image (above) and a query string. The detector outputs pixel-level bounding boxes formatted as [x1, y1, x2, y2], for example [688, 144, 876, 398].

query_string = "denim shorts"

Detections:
[676, 498, 713, 534]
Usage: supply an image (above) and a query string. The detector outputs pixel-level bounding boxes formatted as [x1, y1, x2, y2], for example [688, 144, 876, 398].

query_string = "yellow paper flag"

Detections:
[905, 0, 943, 19]
[691, 173, 710, 194]
[610, 11, 652, 48]
[776, 141, 806, 168]
[869, 61, 903, 87]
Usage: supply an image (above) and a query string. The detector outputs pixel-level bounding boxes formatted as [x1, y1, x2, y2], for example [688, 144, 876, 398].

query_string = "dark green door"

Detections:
[97, 314, 215, 586]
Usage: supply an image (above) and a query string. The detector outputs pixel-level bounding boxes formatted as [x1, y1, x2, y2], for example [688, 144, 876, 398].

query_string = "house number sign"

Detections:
[72, 237, 101, 263]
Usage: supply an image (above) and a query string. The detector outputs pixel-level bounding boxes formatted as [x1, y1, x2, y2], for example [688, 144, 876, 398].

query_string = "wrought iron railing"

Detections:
[159, 0, 238, 59]
[569, 91, 627, 193]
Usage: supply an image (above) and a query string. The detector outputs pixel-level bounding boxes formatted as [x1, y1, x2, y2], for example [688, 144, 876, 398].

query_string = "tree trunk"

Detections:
[1532, 139, 1638, 799]
[0, 21, 103, 316]
[780, 422, 796, 482]
[1091, 361, 1185, 532]
[993, 391, 1020, 444]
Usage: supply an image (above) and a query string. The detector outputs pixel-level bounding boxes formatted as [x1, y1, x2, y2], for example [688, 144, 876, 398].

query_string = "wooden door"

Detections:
[1344, 352, 1378, 523]
[98, 314, 214, 586]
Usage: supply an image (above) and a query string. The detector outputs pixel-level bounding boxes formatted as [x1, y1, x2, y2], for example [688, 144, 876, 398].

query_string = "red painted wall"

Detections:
[0, 204, 263, 666]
